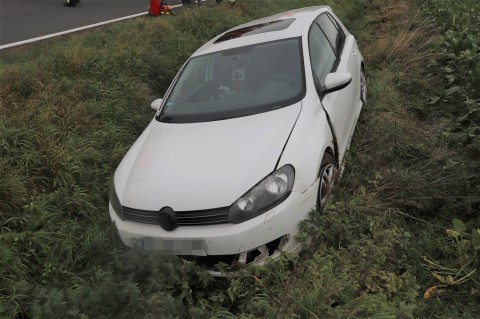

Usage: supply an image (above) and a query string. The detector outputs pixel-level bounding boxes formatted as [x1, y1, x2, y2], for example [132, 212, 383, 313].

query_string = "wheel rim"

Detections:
[319, 163, 335, 210]
[360, 70, 367, 104]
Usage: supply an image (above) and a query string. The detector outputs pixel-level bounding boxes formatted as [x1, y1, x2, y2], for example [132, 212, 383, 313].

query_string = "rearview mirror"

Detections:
[150, 98, 163, 111]
[323, 72, 352, 95]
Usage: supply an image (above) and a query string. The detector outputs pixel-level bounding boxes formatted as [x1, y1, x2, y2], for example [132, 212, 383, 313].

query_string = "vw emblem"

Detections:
[158, 207, 178, 231]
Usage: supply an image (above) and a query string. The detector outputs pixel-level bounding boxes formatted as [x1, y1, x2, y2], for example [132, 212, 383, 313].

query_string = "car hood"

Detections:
[115, 103, 301, 211]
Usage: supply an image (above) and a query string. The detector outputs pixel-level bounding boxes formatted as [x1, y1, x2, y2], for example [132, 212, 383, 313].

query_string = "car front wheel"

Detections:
[317, 153, 336, 212]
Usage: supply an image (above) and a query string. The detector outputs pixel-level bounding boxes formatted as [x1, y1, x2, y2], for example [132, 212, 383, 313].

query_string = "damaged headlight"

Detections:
[228, 165, 294, 223]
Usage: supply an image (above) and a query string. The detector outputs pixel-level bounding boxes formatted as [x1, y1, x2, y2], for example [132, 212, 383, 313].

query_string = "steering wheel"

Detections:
[261, 74, 300, 88]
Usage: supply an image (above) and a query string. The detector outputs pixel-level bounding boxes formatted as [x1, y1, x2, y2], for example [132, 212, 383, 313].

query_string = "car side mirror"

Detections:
[150, 98, 163, 111]
[323, 72, 352, 95]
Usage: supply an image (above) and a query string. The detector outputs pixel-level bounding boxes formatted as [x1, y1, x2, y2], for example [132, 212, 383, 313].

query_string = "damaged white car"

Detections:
[109, 6, 366, 267]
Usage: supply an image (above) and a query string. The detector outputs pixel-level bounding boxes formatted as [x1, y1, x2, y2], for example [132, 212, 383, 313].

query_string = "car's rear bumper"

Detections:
[109, 180, 318, 259]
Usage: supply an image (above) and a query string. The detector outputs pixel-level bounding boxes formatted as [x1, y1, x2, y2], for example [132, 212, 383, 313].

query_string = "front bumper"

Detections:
[109, 180, 318, 259]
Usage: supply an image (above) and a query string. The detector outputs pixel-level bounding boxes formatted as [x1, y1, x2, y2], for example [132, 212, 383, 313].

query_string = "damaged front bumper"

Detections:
[109, 180, 318, 269]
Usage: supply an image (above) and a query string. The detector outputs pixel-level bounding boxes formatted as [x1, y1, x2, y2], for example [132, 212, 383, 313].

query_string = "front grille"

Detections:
[122, 206, 229, 226]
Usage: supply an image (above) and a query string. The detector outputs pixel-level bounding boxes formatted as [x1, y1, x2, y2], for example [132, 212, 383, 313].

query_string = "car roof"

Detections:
[192, 6, 331, 57]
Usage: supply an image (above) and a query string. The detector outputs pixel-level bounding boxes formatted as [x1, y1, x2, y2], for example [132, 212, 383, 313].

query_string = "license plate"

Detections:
[137, 237, 207, 256]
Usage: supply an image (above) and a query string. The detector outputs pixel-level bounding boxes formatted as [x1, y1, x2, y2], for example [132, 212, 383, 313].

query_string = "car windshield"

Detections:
[157, 38, 305, 123]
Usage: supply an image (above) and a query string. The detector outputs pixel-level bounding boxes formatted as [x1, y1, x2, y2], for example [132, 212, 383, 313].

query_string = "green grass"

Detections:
[0, 0, 479, 318]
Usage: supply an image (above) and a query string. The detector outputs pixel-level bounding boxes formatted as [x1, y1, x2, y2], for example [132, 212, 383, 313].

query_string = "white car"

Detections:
[109, 6, 366, 267]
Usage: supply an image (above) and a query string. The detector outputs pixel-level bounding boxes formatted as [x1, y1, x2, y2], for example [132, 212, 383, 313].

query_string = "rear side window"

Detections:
[316, 13, 345, 56]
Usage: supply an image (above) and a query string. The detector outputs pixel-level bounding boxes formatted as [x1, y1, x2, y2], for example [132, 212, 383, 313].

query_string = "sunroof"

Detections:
[214, 18, 295, 43]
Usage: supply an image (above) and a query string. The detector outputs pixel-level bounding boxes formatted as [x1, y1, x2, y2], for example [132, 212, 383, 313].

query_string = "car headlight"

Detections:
[228, 165, 294, 223]
[109, 177, 124, 219]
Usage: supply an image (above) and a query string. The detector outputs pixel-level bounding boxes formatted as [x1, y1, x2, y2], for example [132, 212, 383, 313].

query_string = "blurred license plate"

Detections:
[137, 237, 206, 256]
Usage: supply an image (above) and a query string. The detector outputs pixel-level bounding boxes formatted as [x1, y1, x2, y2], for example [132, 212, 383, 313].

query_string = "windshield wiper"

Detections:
[157, 115, 177, 123]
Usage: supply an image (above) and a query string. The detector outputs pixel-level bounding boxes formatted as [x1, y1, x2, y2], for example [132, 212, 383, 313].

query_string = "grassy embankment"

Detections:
[0, 0, 478, 318]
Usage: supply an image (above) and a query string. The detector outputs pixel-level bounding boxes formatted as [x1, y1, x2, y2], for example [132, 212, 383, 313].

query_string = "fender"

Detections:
[313, 73, 339, 167]
[319, 100, 339, 166]
[275, 97, 335, 193]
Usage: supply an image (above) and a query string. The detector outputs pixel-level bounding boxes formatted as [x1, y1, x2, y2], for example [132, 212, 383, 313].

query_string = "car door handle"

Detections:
[352, 49, 358, 56]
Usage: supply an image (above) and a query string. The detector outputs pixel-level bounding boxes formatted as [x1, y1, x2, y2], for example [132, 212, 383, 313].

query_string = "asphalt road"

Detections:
[0, 0, 184, 48]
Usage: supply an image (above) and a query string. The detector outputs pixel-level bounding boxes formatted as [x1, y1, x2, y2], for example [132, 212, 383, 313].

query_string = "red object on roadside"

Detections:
[149, 0, 160, 16]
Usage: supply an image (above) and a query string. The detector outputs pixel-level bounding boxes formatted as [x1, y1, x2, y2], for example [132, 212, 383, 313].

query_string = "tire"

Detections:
[317, 153, 337, 212]
[360, 67, 367, 105]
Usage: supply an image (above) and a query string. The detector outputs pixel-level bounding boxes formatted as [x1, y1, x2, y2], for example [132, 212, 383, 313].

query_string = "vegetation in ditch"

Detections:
[0, 0, 478, 318]
[421, 0, 480, 157]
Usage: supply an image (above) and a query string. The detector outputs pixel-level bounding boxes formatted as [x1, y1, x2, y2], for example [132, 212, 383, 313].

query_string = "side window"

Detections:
[308, 23, 336, 87]
[327, 14, 345, 53]
[316, 13, 345, 56]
